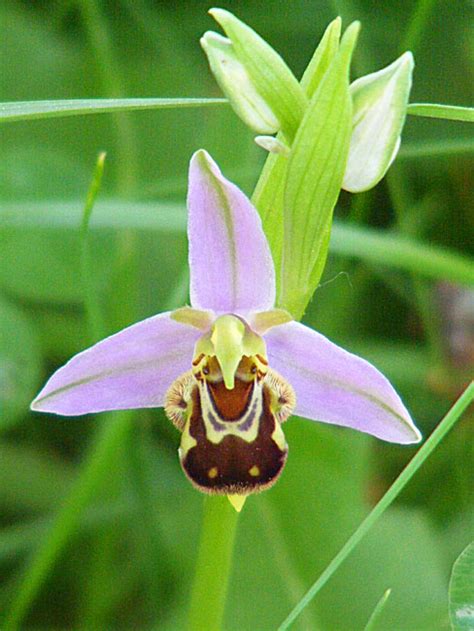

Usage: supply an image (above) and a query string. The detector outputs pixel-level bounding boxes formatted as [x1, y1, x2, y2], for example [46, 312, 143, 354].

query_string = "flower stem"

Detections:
[187, 496, 239, 631]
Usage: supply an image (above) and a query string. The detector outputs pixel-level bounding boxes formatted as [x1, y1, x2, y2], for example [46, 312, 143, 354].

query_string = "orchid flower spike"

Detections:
[31, 150, 421, 511]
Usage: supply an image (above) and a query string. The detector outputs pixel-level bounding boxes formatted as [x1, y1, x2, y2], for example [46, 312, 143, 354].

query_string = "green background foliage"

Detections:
[0, 1, 472, 629]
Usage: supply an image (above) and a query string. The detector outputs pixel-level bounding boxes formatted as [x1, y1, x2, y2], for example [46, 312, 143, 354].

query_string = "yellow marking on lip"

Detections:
[271, 422, 287, 452]
[249, 465, 260, 477]
[208, 466, 218, 479]
[227, 494, 247, 512]
[179, 416, 197, 460]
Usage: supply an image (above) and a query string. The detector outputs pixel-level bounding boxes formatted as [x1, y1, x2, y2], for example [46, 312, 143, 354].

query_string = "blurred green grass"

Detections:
[0, 0, 472, 629]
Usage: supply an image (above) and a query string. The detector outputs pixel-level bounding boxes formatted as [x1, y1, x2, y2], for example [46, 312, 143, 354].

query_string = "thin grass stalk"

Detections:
[277, 381, 474, 630]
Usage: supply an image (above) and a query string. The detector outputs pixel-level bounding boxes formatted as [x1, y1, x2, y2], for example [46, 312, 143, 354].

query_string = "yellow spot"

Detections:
[208, 466, 218, 479]
[249, 465, 260, 477]
[227, 494, 247, 512]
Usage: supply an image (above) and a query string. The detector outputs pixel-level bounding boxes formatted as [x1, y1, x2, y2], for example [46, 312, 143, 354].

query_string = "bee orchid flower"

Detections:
[31, 150, 421, 510]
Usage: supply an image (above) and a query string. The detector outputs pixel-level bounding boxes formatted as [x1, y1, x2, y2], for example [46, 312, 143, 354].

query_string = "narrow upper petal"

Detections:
[265, 321, 421, 444]
[31, 312, 200, 416]
[187, 150, 276, 313]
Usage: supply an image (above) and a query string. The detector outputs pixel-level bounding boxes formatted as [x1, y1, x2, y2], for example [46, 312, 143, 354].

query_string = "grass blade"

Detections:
[2, 200, 473, 287]
[399, 138, 474, 159]
[278, 381, 474, 630]
[81, 152, 107, 343]
[0, 98, 227, 123]
[407, 103, 474, 123]
[330, 222, 474, 287]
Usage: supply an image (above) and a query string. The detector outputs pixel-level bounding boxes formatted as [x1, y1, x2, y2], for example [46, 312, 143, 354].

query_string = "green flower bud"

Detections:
[343, 52, 414, 193]
[203, 9, 307, 140]
[201, 31, 280, 134]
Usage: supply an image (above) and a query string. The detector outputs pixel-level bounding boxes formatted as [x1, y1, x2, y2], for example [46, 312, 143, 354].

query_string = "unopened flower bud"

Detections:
[343, 52, 414, 193]
[201, 31, 280, 134]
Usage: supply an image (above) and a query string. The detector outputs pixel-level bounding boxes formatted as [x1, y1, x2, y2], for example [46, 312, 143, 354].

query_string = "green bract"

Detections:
[205, 8, 307, 140]
[343, 52, 414, 192]
[254, 135, 289, 155]
[300, 17, 341, 97]
[200, 32, 280, 134]
[252, 17, 343, 288]
[280, 23, 359, 318]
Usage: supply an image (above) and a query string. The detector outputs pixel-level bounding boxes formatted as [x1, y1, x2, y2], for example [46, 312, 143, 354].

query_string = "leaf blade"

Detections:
[0, 98, 227, 123]
[330, 221, 474, 287]
[407, 103, 474, 123]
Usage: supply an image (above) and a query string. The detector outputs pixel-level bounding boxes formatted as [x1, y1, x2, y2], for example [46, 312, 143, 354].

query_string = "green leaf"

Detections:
[252, 153, 287, 290]
[80, 152, 107, 344]
[330, 221, 474, 287]
[209, 8, 307, 141]
[2, 412, 134, 630]
[0, 98, 227, 123]
[407, 103, 474, 123]
[279, 23, 359, 318]
[449, 541, 474, 630]
[0, 501, 132, 564]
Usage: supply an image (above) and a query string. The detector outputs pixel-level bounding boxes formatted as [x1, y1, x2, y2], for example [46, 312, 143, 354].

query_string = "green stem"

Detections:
[81, 152, 107, 343]
[278, 381, 474, 630]
[187, 496, 239, 631]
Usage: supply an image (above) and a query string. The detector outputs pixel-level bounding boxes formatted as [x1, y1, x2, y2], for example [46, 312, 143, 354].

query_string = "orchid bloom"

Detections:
[31, 150, 421, 510]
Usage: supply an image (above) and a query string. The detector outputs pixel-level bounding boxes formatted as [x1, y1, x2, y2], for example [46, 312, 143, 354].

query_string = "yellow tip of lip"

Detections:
[223, 374, 235, 390]
[227, 494, 247, 512]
